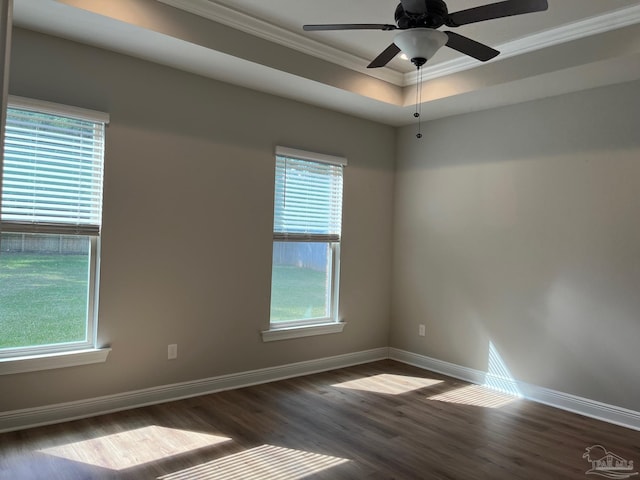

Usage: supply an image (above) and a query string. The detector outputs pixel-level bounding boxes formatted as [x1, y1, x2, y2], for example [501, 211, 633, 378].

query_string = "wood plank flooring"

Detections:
[0, 360, 638, 479]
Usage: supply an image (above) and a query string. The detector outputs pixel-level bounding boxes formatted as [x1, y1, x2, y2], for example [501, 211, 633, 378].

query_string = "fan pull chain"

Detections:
[414, 65, 423, 139]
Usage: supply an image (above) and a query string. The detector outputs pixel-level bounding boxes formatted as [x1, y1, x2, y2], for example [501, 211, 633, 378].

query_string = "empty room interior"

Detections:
[1, 0, 639, 478]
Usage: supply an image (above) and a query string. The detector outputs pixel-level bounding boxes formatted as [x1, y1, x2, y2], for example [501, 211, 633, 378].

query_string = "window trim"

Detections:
[0, 97, 108, 362]
[268, 147, 346, 334]
[261, 322, 346, 343]
[0, 236, 100, 359]
[8, 95, 110, 124]
[270, 241, 341, 329]
[0, 347, 111, 376]
[275, 146, 347, 167]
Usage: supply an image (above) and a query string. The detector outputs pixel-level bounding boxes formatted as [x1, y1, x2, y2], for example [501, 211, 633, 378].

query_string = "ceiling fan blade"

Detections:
[367, 43, 402, 68]
[303, 23, 396, 31]
[400, 0, 427, 14]
[446, 0, 548, 27]
[444, 31, 499, 61]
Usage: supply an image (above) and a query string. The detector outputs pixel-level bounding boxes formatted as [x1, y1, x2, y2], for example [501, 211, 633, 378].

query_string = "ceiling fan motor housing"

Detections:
[395, 0, 449, 29]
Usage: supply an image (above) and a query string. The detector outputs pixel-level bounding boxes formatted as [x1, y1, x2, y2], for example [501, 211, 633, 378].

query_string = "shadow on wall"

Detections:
[399, 79, 640, 171]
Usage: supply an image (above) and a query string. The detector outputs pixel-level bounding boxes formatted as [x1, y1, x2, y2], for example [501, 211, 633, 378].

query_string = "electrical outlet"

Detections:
[418, 324, 426, 337]
[168, 344, 178, 360]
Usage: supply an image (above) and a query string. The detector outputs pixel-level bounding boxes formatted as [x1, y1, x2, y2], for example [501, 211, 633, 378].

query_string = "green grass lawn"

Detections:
[0, 253, 89, 349]
[270, 265, 329, 322]
[0, 253, 328, 349]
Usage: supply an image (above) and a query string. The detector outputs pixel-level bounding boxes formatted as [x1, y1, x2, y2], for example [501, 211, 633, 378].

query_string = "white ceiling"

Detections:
[12, 0, 640, 126]
[208, 0, 639, 71]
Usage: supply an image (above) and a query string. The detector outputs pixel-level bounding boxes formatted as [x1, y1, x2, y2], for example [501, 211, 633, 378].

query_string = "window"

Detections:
[269, 147, 345, 331]
[0, 96, 108, 360]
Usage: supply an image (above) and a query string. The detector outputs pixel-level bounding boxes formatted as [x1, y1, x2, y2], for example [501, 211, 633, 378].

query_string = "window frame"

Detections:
[270, 241, 341, 328]
[0, 96, 108, 361]
[267, 146, 346, 334]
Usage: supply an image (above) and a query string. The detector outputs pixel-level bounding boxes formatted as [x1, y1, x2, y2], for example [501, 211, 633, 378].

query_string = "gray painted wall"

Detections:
[392, 80, 640, 411]
[0, 28, 395, 411]
[3, 26, 639, 418]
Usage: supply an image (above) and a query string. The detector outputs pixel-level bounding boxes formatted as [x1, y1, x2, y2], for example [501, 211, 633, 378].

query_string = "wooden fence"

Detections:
[0, 233, 89, 254]
[273, 242, 329, 271]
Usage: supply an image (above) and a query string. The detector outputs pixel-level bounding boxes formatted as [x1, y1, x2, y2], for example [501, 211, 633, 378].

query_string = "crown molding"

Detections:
[407, 3, 640, 86]
[157, 0, 405, 86]
[158, 1, 640, 89]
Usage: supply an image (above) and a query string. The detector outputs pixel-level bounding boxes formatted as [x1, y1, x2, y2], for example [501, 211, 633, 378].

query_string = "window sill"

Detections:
[261, 322, 346, 342]
[0, 348, 111, 375]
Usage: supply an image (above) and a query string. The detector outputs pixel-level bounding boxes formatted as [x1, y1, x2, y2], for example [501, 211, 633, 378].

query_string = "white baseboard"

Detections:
[3, 346, 638, 433]
[389, 347, 640, 431]
[0, 347, 389, 433]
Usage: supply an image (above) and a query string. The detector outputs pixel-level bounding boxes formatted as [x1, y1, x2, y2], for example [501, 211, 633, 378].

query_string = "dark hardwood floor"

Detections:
[1, 360, 638, 479]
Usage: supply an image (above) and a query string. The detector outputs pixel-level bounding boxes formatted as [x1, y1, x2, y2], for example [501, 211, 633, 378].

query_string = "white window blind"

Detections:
[274, 149, 344, 242]
[1, 99, 107, 236]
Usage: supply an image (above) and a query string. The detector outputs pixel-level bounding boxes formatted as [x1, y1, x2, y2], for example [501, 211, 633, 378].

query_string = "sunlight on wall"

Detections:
[332, 373, 443, 395]
[426, 343, 521, 408]
[158, 444, 350, 480]
[40, 425, 231, 471]
[427, 384, 517, 408]
[483, 342, 522, 397]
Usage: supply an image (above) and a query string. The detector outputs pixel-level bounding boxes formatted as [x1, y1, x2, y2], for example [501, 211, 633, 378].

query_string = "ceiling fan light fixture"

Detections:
[394, 28, 447, 67]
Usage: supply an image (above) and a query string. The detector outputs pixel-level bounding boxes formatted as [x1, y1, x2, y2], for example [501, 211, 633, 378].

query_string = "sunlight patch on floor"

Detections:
[427, 384, 517, 408]
[332, 373, 443, 395]
[158, 444, 350, 480]
[40, 425, 231, 471]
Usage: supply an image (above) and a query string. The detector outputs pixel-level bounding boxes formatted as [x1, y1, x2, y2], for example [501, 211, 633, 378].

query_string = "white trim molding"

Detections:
[157, 0, 404, 86]
[2, 347, 638, 433]
[275, 146, 347, 167]
[158, 1, 640, 87]
[389, 348, 640, 432]
[0, 348, 111, 376]
[407, 4, 640, 85]
[261, 322, 346, 342]
[8, 95, 110, 124]
[0, 347, 386, 433]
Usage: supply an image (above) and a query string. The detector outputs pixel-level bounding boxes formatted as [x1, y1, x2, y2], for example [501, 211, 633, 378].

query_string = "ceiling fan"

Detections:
[303, 0, 549, 69]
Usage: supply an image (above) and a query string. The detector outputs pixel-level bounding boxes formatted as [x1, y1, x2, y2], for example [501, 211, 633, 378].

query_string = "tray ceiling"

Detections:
[12, 0, 640, 126]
